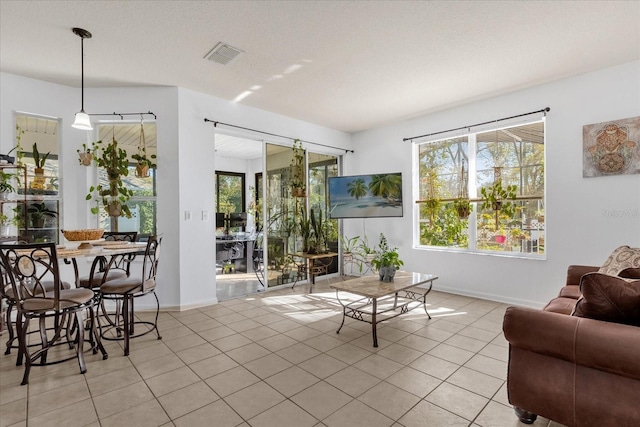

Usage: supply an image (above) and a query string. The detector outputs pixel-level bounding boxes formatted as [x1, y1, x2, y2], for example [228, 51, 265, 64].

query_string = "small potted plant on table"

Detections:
[371, 233, 404, 282]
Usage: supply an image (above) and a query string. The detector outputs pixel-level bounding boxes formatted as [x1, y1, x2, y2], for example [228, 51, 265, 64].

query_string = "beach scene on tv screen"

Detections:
[329, 173, 403, 218]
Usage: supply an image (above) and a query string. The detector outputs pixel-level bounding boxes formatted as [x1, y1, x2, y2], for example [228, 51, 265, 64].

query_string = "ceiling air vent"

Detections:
[205, 42, 243, 65]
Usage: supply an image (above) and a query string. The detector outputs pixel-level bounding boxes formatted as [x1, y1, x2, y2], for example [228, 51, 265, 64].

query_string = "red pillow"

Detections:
[572, 272, 640, 326]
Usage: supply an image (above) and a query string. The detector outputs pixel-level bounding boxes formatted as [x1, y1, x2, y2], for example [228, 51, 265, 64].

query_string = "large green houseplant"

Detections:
[86, 139, 134, 218]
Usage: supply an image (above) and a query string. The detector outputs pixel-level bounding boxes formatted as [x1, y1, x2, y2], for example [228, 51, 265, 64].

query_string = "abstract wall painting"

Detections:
[583, 116, 640, 177]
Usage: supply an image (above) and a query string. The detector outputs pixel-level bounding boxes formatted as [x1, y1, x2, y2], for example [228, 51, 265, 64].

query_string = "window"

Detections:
[215, 171, 245, 215]
[96, 122, 157, 237]
[416, 120, 545, 256]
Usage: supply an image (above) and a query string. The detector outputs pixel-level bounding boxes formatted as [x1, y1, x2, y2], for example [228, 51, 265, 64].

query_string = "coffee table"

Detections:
[330, 271, 438, 347]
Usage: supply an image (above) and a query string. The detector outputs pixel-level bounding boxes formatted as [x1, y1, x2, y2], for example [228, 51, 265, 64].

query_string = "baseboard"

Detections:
[432, 284, 546, 309]
[131, 297, 220, 313]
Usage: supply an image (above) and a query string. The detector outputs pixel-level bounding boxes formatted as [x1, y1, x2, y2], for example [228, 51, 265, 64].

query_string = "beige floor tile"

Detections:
[256, 333, 298, 352]
[385, 367, 442, 398]
[164, 334, 207, 352]
[99, 398, 170, 427]
[190, 353, 239, 379]
[28, 380, 90, 418]
[350, 334, 392, 351]
[205, 366, 261, 397]
[83, 354, 134, 379]
[471, 318, 503, 334]
[376, 326, 410, 342]
[426, 382, 488, 421]
[284, 326, 323, 342]
[173, 400, 243, 427]
[174, 342, 221, 365]
[224, 381, 285, 419]
[303, 334, 345, 352]
[26, 397, 97, 427]
[197, 325, 236, 342]
[323, 399, 394, 427]
[447, 366, 504, 398]
[276, 342, 321, 364]
[187, 318, 223, 333]
[200, 306, 235, 319]
[491, 333, 509, 348]
[290, 381, 352, 421]
[134, 353, 185, 380]
[325, 366, 381, 398]
[478, 343, 509, 362]
[474, 400, 528, 427]
[92, 381, 155, 419]
[267, 319, 302, 333]
[226, 318, 262, 333]
[492, 381, 510, 407]
[428, 343, 475, 365]
[225, 342, 271, 365]
[358, 381, 420, 420]
[158, 380, 219, 420]
[156, 325, 193, 342]
[413, 326, 455, 342]
[398, 399, 468, 427]
[325, 343, 371, 365]
[299, 354, 348, 379]
[457, 325, 500, 343]
[332, 325, 367, 342]
[409, 354, 460, 380]
[248, 399, 318, 427]
[146, 365, 200, 397]
[211, 333, 253, 352]
[214, 313, 248, 325]
[172, 311, 210, 324]
[444, 334, 487, 352]
[86, 365, 143, 397]
[353, 354, 403, 380]
[0, 397, 26, 427]
[394, 334, 439, 353]
[244, 353, 293, 379]
[464, 354, 507, 380]
[376, 343, 423, 365]
[240, 325, 280, 342]
[252, 313, 286, 325]
[386, 319, 425, 333]
[126, 341, 174, 365]
[265, 366, 320, 397]
[23, 365, 85, 397]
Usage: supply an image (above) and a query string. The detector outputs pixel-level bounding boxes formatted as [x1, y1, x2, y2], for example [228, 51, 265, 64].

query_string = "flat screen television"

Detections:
[329, 172, 403, 219]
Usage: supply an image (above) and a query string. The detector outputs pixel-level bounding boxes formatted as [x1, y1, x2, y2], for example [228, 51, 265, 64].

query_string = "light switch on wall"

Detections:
[185, 210, 192, 221]
[202, 210, 209, 221]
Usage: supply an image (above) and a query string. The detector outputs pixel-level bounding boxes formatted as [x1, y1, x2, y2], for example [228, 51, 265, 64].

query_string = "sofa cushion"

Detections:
[599, 246, 640, 276]
[572, 272, 640, 326]
[558, 285, 581, 299]
[544, 297, 578, 314]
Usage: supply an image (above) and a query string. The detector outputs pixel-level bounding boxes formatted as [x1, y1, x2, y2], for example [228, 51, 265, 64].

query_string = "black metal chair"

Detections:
[78, 231, 138, 289]
[99, 235, 162, 356]
[0, 242, 107, 385]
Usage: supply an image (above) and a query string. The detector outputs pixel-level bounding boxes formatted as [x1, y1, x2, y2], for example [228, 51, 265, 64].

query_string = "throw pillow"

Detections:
[572, 272, 640, 326]
[598, 246, 640, 276]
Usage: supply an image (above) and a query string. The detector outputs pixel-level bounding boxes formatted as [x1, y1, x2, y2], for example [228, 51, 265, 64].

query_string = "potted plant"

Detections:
[86, 139, 134, 218]
[298, 207, 312, 253]
[371, 233, 403, 282]
[27, 202, 57, 228]
[0, 171, 15, 200]
[31, 142, 50, 190]
[0, 213, 11, 237]
[132, 122, 156, 178]
[290, 139, 306, 197]
[308, 208, 326, 254]
[452, 198, 472, 219]
[77, 143, 95, 166]
[480, 178, 517, 229]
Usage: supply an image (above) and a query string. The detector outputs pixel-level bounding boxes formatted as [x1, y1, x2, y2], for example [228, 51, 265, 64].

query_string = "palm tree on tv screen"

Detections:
[347, 178, 368, 200]
[369, 174, 402, 201]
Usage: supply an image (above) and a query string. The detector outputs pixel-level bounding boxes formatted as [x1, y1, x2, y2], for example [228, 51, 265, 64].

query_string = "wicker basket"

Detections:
[62, 229, 105, 241]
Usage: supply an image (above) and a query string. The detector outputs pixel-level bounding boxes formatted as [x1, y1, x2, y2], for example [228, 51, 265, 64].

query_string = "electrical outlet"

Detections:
[202, 210, 209, 221]
[185, 210, 192, 221]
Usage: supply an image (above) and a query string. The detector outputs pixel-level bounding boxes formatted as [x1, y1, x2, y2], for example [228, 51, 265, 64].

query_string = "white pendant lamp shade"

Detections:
[72, 111, 93, 130]
[72, 27, 93, 130]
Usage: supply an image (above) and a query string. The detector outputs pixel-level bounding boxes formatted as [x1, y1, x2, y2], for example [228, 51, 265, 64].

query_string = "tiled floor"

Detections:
[0, 280, 563, 427]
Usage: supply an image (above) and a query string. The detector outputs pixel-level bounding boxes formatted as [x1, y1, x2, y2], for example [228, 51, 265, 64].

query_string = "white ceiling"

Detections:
[1, 1, 639, 134]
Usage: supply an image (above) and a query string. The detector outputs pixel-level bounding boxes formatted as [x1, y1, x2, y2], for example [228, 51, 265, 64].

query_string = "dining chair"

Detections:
[78, 231, 138, 289]
[99, 235, 162, 356]
[1, 241, 72, 357]
[0, 242, 107, 385]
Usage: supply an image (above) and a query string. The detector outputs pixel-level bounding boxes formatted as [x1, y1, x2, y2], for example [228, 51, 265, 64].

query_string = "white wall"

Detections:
[348, 60, 640, 308]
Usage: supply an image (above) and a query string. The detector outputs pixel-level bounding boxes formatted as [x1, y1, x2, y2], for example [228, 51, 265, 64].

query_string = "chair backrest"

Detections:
[104, 231, 138, 242]
[0, 243, 62, 311]
[141, 235, 162, 292]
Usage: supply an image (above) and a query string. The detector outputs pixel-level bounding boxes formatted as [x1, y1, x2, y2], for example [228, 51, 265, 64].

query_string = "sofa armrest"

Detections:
[566, 265, 599, 286]
[503, 306, 640, 381]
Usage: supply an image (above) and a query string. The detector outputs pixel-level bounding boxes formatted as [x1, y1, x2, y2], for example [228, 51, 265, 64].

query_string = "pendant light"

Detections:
[71, 27, 93, 130]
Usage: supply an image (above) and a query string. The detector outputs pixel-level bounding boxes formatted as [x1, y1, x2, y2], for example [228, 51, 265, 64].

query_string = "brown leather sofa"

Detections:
[503, 265, 640, 427]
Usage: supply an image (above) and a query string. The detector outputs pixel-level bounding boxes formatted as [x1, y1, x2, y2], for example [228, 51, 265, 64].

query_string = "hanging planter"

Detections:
[77, 143, 94, 166]
[289, 139, 306, 198]
[132, 122, 156, 178]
